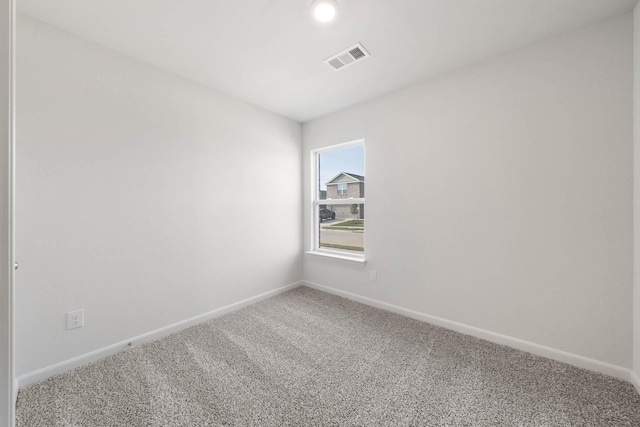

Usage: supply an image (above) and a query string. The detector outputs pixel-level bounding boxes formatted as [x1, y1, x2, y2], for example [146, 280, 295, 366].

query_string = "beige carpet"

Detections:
[16, 286, 640, 426]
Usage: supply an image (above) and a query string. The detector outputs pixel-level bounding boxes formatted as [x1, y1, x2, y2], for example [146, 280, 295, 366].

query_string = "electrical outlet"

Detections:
[67, 309, 84, 330]
[369, 270, 377, 282]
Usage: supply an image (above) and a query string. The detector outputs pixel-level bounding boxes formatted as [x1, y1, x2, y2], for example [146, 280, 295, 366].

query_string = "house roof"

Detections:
[326, 172, 365, 185]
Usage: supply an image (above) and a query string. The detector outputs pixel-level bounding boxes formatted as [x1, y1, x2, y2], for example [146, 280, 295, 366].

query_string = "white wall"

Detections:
[303, 14, 633, 369]
[0, 1, 14, 425]
[633, 4, 640, 389]
[15, 15, 302, 378]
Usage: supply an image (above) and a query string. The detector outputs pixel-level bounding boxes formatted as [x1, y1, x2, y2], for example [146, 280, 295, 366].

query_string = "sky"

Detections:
[318, 145, 365, 191]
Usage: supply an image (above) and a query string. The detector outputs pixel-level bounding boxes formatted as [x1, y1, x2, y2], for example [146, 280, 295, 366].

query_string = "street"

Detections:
[320, 228, 364, 251]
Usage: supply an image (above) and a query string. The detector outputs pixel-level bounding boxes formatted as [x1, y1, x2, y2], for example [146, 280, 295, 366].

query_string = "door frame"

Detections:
[1, 0, 15, 425]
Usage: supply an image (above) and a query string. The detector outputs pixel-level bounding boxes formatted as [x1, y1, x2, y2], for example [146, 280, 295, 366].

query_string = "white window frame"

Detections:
[307, 139, 365, 263]
[337, 183, 347, 195]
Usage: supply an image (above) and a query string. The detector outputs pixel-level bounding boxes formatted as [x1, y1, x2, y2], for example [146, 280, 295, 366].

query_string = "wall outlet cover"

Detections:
[67, 309, 84, 330]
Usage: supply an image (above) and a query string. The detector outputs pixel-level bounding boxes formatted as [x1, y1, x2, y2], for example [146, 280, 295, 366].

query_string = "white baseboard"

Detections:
[17, 281, 303, 389]
[303, 281, 632, 383]
[631, 371, 640, 396]
[18, 280, 636, 391]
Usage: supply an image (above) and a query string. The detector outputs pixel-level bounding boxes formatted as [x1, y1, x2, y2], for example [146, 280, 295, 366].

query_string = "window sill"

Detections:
[305, 250, 366, 265]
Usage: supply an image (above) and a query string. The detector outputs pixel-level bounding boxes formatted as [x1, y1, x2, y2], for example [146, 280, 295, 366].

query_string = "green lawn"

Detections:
[334, 220, 364, 227]
[322, 227, 362, 231]
[322, 220, 364, 230]
[320, 243, 364, 252]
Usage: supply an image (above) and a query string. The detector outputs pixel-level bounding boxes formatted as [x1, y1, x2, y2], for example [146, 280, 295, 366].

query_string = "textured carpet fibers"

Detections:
[16, 287, 640, 426]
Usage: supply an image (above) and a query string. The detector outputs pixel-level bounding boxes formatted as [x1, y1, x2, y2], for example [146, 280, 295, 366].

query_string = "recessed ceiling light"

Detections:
[310, 0, 339, 23]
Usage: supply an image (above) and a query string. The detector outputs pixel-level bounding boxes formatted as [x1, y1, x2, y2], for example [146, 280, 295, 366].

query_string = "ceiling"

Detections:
[17, 0, 639, 122]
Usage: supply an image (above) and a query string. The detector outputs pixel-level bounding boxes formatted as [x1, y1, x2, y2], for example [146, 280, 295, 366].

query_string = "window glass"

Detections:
[317, 204, 364, 254]
[315, 142, 365, 255]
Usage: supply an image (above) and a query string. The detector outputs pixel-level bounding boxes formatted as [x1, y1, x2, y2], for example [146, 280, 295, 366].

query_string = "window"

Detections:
[311, 140, 365, 260]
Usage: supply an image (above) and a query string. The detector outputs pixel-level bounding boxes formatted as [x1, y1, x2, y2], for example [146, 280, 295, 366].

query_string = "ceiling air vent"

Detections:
[324, 43, 370, 71]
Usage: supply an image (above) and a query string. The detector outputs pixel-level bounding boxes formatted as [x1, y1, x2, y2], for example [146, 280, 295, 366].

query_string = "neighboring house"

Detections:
[319, 190, 327, 210]
[325, 172, 365, 219]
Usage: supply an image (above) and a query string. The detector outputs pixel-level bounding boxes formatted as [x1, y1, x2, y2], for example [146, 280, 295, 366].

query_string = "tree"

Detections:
[350, 204, 359, 220]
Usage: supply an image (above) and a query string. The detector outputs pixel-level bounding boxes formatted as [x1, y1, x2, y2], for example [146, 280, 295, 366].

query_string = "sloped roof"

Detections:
[326, 172, 365, 185]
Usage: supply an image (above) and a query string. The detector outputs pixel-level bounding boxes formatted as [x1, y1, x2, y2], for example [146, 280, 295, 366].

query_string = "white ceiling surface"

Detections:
[18, 0, 639, 122]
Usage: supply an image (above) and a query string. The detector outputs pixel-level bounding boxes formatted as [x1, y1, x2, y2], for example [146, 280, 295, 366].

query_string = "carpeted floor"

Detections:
[16, 287, 640, 426]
